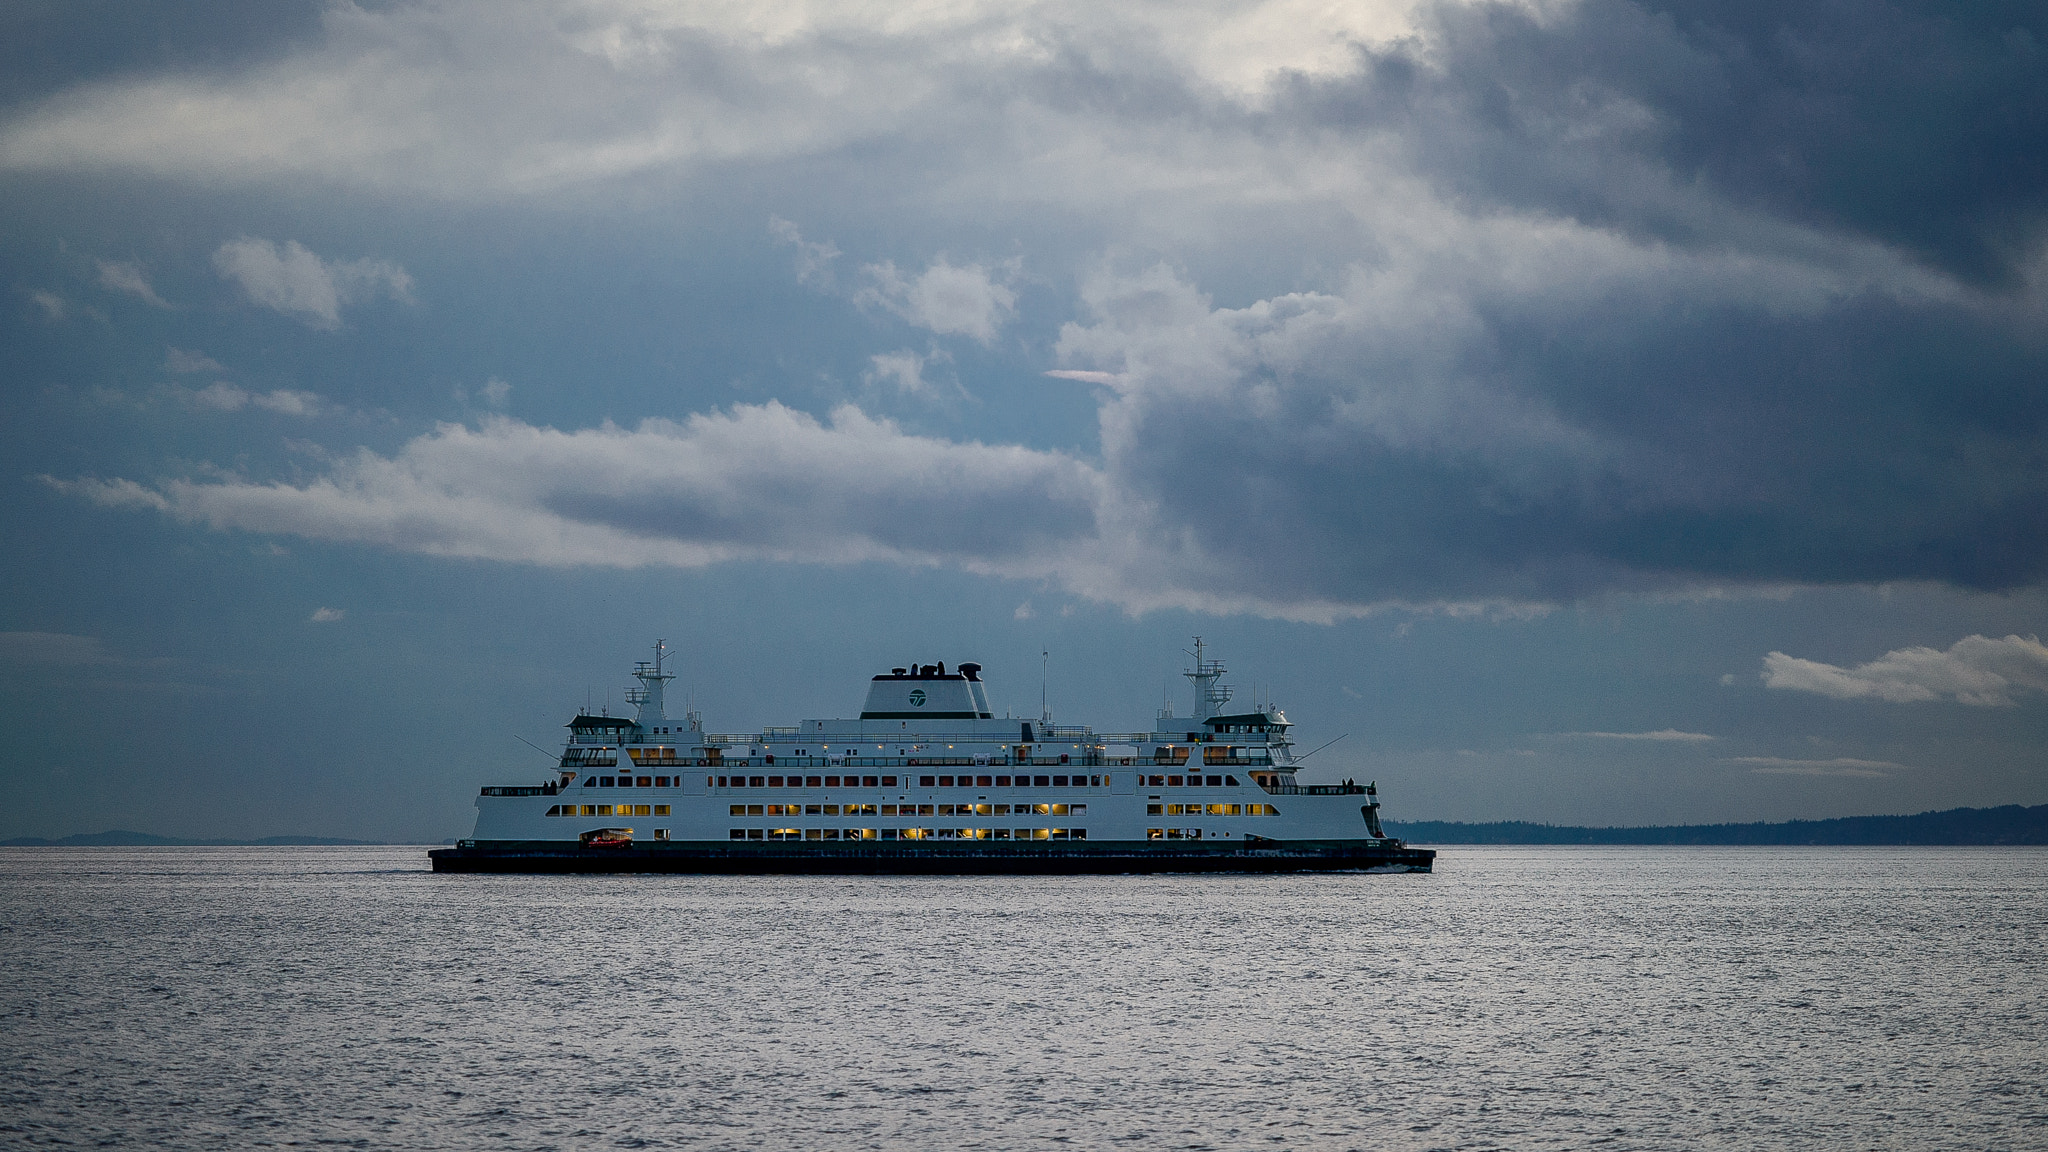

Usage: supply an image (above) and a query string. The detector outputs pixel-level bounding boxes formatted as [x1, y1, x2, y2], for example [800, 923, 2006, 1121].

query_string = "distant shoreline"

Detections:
[7, 804, 2046, 847]
[1389, 803, 2048, 846]
[0, 831, 388, 847]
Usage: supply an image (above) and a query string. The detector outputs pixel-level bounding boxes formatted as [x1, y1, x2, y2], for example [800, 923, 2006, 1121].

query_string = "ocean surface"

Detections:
[1, 847, 2042, 1150]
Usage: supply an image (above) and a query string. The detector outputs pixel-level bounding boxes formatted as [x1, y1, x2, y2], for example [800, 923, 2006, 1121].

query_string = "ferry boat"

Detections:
[429, 640, 1434, 874]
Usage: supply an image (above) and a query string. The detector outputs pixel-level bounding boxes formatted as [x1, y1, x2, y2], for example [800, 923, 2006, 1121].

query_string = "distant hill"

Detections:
[1387, 804, 2048, 846]
[0, 830, 383, 847]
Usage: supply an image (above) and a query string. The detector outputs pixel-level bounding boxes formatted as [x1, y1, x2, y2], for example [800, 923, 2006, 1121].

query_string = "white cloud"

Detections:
[478, 377, 512, 407]
[768, 217, 841, 287]
[1761, 635, 2048, 707]
[50, 404, 1106, 576]
[1556, 729, 1714, 742]
[29, 290, 67, 320]
[1728, 757, 1905, 777]
[164, 347, 224, 374]
[863, 348, 951, 397]
[856, 258, 1016, 344]
[211, 237, 414, 329]
[1014, 601, 1034, 620]
[95, 259, 169, 307]
[0, 0, 1423, 197]
[183, 383, 326, 417]
[308, 607, 346, 623]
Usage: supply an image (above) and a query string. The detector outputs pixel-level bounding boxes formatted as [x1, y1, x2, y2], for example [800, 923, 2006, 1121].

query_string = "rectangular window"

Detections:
[768, 775, 783, 787]
[938, 775, 954, 786]
[917, 804, 935, 816]
[881, 776, 897, 786]
[823, 804, 840, 816]
[596, 805, 614, 815]
[654, 805, 671, 816]
[995, 775, 1011, 786]
[1052, 775, 1068, 786]
[1034, 775, 1051, 787]
[746, 804, 765, 816]
[637, 777, 652, 787]
[730, 828, 747, 840]
[920, 775, 937, 787]
[881, 828, 899, 840]
[580, 805, 596, 816]
[976, 775, 993, 787]
[655, 776, 669, 788]
[1147, 804, 1163, 816]
[600, 776, 615, 787]
[881, 804, 899, 816]
[824, 775, 840, 787]
[1148, 828, 1163, 839]
[1223, 804, 1240, 816]
[862, 775, 878, 787]
[1050, 803, 1069, 816]
[730, 804, 746, 816]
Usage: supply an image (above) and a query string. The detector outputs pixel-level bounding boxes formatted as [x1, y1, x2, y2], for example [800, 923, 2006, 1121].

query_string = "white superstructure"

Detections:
[463, 639, 1405, 852]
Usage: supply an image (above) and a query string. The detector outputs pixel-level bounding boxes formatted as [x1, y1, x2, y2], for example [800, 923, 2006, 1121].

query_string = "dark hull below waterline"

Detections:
[427, 840, 1436, 874]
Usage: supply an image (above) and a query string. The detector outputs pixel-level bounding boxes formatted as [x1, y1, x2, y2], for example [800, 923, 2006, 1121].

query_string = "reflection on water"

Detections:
[1, 846, 2042, 1149]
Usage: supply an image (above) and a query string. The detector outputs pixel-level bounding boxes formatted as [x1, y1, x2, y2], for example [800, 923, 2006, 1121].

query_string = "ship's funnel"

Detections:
[861, 663, 993, 719]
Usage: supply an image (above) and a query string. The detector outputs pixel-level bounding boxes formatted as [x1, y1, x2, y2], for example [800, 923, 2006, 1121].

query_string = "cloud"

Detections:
[478, 377, 511, 407]
[863, 348, 953, 397]
[768, 217, 841, 287]
[308, 607, 346, 623]
[1728, 757, 1904, 777]
[95, 259, 168, 307]
[211, 237, 413, 329]
[49, 405, 1108, 579]
[14, 0, 2048, 616]
[164, 347, 224, 374]
[183, 383, 326, 417]
[856, 258, 1017, 344]
[1556, 729, 1714, 742]
[1761, 635, 2048, 707]
[29, 290, 66, 320]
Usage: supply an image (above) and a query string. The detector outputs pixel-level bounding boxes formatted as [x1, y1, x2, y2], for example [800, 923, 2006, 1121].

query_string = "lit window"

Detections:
[580, 805, 596, 816]
[917, 804, 935, 816]
[596, 804, 614, 815]
[633, 805, 651, 816]
[1148, 828, 1163, 839]
[746, 804, 764, 816]
[654, 805, 671, 815]
[1147, 804, 1162, 815]
[730, 804, 746, 816]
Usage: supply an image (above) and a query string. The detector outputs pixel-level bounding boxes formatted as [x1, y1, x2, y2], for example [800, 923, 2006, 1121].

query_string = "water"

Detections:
[1, 847, 2042, 1150]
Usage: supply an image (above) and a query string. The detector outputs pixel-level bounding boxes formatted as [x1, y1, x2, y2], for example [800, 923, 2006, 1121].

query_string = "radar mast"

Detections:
[1183, 636, 1233, 721]
[627, 638, 674, 725]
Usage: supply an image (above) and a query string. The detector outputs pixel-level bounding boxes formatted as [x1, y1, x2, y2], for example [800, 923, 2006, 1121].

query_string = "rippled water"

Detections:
[1, 846, 2042, 1150]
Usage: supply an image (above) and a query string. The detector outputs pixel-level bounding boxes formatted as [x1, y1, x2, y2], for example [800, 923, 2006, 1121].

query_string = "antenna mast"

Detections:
[1183, 636, 1232, 721]
[626, 638, 675, 725]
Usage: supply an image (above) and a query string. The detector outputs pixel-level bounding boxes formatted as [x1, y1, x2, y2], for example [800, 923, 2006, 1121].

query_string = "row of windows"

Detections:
[1145, 803, 1278, 816]
[549, 804, 672, 817]
[731, 828, 1087, 841]
[733, 802, 1087, 817]
[1143, 775, 1241, 788]
[1148, 828, 1213, 839]
[585, 776, 675, 788]
[718, 773, 1109, 790]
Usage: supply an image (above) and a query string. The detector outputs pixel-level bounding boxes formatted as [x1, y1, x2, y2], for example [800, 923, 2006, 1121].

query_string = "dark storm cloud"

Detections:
[1292, 0, 2048, 288]
[1043, 0, 2048, 607]
[0, 0, 329, 111]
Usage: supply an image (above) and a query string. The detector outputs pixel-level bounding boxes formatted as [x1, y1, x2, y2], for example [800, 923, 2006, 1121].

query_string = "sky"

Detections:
[3, 0, 2046, 842]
